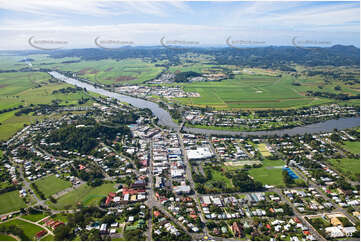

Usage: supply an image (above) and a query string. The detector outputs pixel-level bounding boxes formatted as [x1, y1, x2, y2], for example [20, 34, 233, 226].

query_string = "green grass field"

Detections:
[342, 141, 360, 154]
[249, 160, 286, 186]
[257, 144, 271, 157]
[0, 71, 98, 141]
[34, 175, 72, 198]
[205, 168, 234, 189]
[41, 234, 54, 241]
[48, 183, 116, 210]
[0, 190, 26, 214]
[174, 73, 330, 110]
[0, 233, 16, 241]
[329, 158, 360, 181]
[21, 213, 49, 222]
[0, 219, 44, 239]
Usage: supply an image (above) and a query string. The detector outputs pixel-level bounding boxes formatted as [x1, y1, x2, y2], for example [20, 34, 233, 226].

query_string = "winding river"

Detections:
[49, 71, 360, 137]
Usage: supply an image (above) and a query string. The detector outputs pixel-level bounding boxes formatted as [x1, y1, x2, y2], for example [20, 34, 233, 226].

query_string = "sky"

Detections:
[0, 0, 359, 50]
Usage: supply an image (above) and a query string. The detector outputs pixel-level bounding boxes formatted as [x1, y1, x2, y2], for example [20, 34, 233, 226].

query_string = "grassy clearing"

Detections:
[0, 219, 44, 239]
[0, 71, 98, 141]
[204, 167, 234, 189]
[21, 213, 49, 222]
[329, 158, 360, 181]
[40, 58, 165, 85]
[342, 141, 360, 155]
[248, 160, 286, 186]
[49, 183, 116, 210]
[0, 190, 26, 214]
[34, 175, 72, 198]
[174, 73, 330, 110]
[257, 144, 271, 157]
[41, 234, 54, 241]
[0, 233, 16, 241]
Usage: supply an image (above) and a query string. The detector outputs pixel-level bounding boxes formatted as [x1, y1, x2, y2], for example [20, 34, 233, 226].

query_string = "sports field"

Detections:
[248, 160, 286, 186]
[342, 141, 360, 155]
[175, 73, 329, 110]
[329, 158, 360, 181]
[49, 183, 116, 210]
[224, 160, 261, 167]
[0, 219, 44, 239]
[34, 175, 72, 198]
[257, 144, 272, 157]
[21, 213, 49, 222]
[0, 190, 26, 214]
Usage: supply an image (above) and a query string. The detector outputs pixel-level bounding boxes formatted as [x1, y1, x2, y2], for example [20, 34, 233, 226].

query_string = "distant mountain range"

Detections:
[4, 45, 360, 67]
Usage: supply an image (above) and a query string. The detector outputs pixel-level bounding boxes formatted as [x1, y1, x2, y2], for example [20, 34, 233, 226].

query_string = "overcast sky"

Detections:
[0, 0, 359, 50]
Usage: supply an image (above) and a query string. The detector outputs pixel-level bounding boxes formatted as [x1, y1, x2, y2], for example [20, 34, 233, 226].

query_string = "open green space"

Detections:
[341, 141, 360, 155]
[0, 71, 98, 141]
[0, 190, 26, 214]
[205, 168, 234, 189]
[21, 213, 49, 223]
[0, 233, 16, 241]
[41, 234, 54, 241]
[34, 175, 72, 198]
[329, 158, 360, 181]
[0, 219, 44, 239]
[174, 73, 330, 110]
[248, 160, 286, 186]
[48, 183, 116, 210]
[10, 55, 165, 85]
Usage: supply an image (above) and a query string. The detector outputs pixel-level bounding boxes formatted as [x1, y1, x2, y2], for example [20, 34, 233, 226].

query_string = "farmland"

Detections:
[0, 190, 26, 214]
[0, 71, 98, 141]
[248, 160, 286, 187]
[13, 55, 165, 86]
[48, 183, 116, 210]
[174, 73, 331, 110]
[33, 175, 72, 198]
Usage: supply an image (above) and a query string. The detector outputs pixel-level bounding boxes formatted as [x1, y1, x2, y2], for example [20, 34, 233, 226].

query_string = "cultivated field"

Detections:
[34, 175, 72, 198]
[0, 71, 98, 141]
[174, 73, 330, 110]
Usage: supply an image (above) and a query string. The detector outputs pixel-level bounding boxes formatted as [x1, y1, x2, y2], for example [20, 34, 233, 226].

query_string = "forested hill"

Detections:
[9, 45, 360, 67]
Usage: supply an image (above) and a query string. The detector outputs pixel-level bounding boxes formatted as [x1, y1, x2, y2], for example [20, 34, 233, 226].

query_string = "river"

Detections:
[49, 71, 360, 137]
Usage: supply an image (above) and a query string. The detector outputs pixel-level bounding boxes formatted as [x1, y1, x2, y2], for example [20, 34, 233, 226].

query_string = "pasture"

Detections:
[0, 190, 26, 214]
[329, 158, 360, 181]
[49, 183, 116, 210]
[174, 73, 329, 110]
[34, 175, 72, 198]
[0, 71, 97, 141]
[248, 159, 286, 186]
